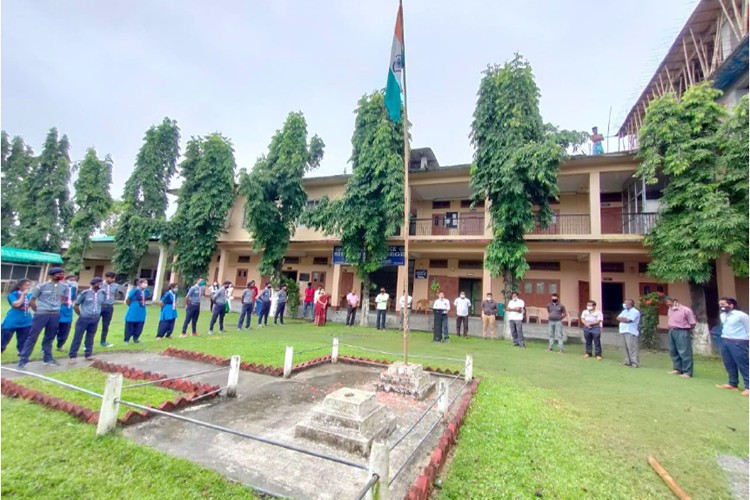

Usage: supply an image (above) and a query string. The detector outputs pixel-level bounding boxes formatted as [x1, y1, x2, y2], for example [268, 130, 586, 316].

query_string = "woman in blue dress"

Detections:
[124, 279, 149, 344]
[156, 283, 178, 340]
[1, 279, 33, 354]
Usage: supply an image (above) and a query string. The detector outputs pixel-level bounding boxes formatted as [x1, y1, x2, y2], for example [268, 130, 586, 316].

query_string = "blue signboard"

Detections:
[415, 269, 428, 279]
[332, 246, 405, 266]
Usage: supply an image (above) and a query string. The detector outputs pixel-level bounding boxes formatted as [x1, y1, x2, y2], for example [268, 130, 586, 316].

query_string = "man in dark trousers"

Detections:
[55, 274, 78, 351]
[432, 292, 450, 342]
[274, 284, 288, 325]
[237, 281, 257, 330]
[18, 267, 71, 369]
[208, 281, 231, 335]
[98, 272, 119, 347]
[181, 277, 205, 337]
[69, 277, 103, 363]
[303, 282, 315, 320]
[257, 283, 273, 327]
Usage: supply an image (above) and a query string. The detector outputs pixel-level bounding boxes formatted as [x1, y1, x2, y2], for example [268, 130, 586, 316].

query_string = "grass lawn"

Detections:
[12, 367, 182, 419]
[2, 305, 748, 499]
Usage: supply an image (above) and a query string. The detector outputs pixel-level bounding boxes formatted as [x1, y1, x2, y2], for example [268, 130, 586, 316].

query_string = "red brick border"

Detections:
[1, 377, 99, 424]
[90, 359, 220, 395]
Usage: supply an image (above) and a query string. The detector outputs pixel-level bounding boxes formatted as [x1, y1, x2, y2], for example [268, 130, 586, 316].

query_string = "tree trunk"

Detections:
[360, 275, 371, 327]
[689, 281, 711, 355]
[502, 268, 515, 339]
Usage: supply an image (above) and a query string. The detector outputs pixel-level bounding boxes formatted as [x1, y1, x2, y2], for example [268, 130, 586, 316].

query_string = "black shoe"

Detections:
[17, 362, 27, 371]
[43, 359, 60, 366]
[133, 340, 141, 344]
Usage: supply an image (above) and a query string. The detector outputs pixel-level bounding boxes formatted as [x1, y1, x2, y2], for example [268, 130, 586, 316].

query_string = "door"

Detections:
[520, 279, 561, 307]
[458, 278, 482, 316]
[431, 213, 448, 236]
[602, 282, 624, 326]
[578, 281, 590, 312]
[235, 268, 248, 287]
[459, 212, 484, 236]
[338, 271, 354, 309]
[312, 271, 326, 291]
[601, 207, 623, 234]
[94, 265, 104, 278]
[431, 276, 459, 316]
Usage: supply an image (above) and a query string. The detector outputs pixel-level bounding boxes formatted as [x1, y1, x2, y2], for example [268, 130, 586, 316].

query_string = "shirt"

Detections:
[75, 289, 102, 319]
[213, 287, 228, 306]
[667, 304, 697, 329]
[346, 293, 359, 307]
[304, 287, 315, 303]
[481, 299, 497, 316]
[546, 302, 567, 321]
[617, 307, 641, 336]
[454, 297, 472, 317]
[720, 309, 749, 340]
[2, 290, 33, 329]
[242, 288, 256, 304]
[580, 309, 604, 327]
[506, 298, 525, 321]
[277, 290, 288, 304]
[399, 295, 413, 309]
[433, 298, 450, 314]
[32, 281, 70, 314]
[375, 293, 389, 310]
[259, 288, 272, 303]
[101, 282, 120, 306]
[186, 285, 202, 306]
[159, 291, 178, 321]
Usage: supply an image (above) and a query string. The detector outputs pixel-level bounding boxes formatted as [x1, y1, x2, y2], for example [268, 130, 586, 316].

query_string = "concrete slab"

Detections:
[376, 361, 435, 400]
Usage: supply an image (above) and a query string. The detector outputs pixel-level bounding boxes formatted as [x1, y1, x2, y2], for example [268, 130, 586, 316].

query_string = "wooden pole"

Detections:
[399, 0, 411, 366]
[647, 456, 692, 500]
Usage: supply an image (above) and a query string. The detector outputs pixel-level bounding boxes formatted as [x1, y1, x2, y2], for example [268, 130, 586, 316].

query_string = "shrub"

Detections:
[638, 291, 663, 349]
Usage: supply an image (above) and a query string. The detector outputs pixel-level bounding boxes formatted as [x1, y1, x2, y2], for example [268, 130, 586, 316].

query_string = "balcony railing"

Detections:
[529, 214, 591, 235]
[612, 212, 658, 235]
[408, 215, 486, 237]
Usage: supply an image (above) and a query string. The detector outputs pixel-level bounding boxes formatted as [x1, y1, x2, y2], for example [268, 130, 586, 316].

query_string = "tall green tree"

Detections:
[1, 133, 35, 243]
[13, 128, 72, 252]
[114, 118, 180, 280]
[239, 111, 324, 282]
[303, 91, 404, 324]
[470, 55, 584, 306]
[65, 148, 113, 273]
[637, 84, 748, 353]
[165, 133, 236, 283]
[99, 199, 125, 236]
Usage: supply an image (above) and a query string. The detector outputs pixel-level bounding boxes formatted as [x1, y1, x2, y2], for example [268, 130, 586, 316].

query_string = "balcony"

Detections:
[409, 214, 485, 237]
[530, 214, 591, 235]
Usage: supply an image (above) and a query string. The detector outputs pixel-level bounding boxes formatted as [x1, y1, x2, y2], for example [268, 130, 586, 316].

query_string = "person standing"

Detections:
[716, 297, 749, 396]
[399, 291, 412, 329]
[156, 284, 179, 339]
[546, 293, 567, 352]
[17, 267, 70, 369]
[314, 288, 329, 326]
[55, 274, 78, 352]
[481, 292, 497, 340]
[208, 281, 231, 334]
[303, 282, 315, 320]
[257, 283, 273, 327]
[665, 296, 697, 378]
[591, 126, 605, 155]
[580, 300, 604, 360]
[507, 292, 526, 348]
[99, 272, 119, 347]
[181, 277, 204, 337]
[345, 289, 359, 326]
[237, 281, 256, 330]
[68, 277, 103, 363]
[1, 279, 33, 355]
[209, 281, 220, 310]
[375, 288, 389, 330]
[432, 292, 450, 342]
[226, 283, 235, 312]
[617, 299, 641, 368]
[124, 279, 149, 344]
[274, 285, 288, 325]
[453, 291, 472, 338]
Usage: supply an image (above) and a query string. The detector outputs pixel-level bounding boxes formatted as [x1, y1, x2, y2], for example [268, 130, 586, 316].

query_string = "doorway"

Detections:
[281, 270, 298, 282]
[601, 282, 624, 326]
[458, 278, 483, 316]
[369, 266, 399, 310]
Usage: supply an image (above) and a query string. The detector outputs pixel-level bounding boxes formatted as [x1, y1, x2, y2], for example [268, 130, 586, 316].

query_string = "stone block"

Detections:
[375, 362, 436, 400]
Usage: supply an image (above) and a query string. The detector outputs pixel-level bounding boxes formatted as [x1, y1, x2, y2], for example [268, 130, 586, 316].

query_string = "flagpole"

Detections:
[399, 0, 411, 366]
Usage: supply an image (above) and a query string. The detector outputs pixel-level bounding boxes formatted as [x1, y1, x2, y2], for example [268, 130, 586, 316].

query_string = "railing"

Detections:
[613, 212, 658, 235]
[407, 215, 485, 237]
[529, 214, 591, 235]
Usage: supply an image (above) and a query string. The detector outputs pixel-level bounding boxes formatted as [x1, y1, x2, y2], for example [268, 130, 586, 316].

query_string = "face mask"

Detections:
[720, 306, 729, 313]
[199, 280, 206, 286]
[586, 306, 593, 311]
[622, 303, 628, 309]
[460, 295, 465, 299]
[552, 298, 558, 303]
[671, 305, 679, 310]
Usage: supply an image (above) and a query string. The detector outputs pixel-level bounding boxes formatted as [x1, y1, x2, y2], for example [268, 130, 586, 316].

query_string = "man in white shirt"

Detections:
[507, 292, 526, 348]
[432, 292, 450, 342]
[375, 288, 389, 330]
[617, 299, 641, 368]
[399, 291, 412, 329]
[453, 292, 472, 338]
[580, 300, 604, 360]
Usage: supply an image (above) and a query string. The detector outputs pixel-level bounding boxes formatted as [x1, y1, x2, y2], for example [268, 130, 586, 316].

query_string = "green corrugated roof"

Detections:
[90, 236, 115, 242]
[1, 247, 64, 264]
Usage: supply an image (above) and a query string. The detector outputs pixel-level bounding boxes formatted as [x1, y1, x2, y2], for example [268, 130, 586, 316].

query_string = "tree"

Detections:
[637, 83, 748, 353]
[13, 128, 72, 252]
[303, 91, 404, 325]
[239, 111, 324, 282]
[1, 133, 35, 243]
[470, 55, 585, 311]
[164, 133, 236, 284]
[65, 148, 113, 273]
[114, 118, 180, 281]
[99, 199, 125, 236]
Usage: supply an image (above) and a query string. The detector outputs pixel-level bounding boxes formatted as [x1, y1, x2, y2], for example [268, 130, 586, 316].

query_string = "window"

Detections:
[601, 262, 624, 273]
[216, 254, 221, 262]
[638, 263, 648, 274]
[445, 211, 458, 228]
[140, 269, 154, 279]
[284, 256, 300, 264]
[600, 192, 622, 203]
[432, 200, 450, 209]
[85, 266, 92, 271]
[306, 199, 320, 210]
[528, 261, 561, 271]
[460, 199, 484, 208]
[313, 257, 329, 266]
[312, 272, 326, 284]
[430, 259, 448, 269]
[524, 282, 533, 294]
[238, 256, 251, 263]
[1, 264, 12, 280]
[458, 260, 483, 269]
[11, 265, 29, 280]
[299, 273, 310, 282]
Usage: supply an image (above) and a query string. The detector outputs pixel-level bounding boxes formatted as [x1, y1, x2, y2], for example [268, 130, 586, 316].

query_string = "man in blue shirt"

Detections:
[69, 277, 103, 363]
[55, 274, 78, 351]
[617, 299, 641, 368]
[716, 296, 749, 396]
[98, 272, 119, 347]
[1, 278, 33, 355]
[181, 277, 205, 337]
[257, 283, 273, 327]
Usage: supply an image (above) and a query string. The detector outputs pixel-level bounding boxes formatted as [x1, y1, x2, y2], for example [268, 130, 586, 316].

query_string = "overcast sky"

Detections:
[2, 0, 698, 205]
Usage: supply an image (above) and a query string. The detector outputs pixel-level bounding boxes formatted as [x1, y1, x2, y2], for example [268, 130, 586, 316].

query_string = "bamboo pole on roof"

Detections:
[719, 0, 743, 41]
[689, 29, 709, 77]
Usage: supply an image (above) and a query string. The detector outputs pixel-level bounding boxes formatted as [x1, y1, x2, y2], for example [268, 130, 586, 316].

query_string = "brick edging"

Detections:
[1, 377, 99, 424]
[90, 359, 219, 395]
[405, 377, 482, 500]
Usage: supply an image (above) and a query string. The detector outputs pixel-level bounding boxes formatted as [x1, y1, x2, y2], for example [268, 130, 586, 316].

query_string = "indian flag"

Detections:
[384, 1, 404, 123]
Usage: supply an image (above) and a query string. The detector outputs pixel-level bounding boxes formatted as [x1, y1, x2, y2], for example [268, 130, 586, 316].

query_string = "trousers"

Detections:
[157, 319, 176, 338]
[69, 317, 99, 358]
[510, 320, 525, 346]
[720, 338, 749, 389]
[346, 305, 357, 326]
[99, 305, 114, 344]
[56, 321, 72, 349]
[181, 304, 201, 334]
[19, 313, 59, 364]
[258, 301, 271, 325]
[376, 310, 387, 330]
[1, 326, 30, 354]
[274, 303, 286, 324]
[238, 303, 253, 328]
[209, 304, 226, 332]
[481, 313, 496, 338]
[124, 321, 145, 342]
[583, 327, 602, 356]
[668, 328, 693, 376]
[622, 333, 640, 367]
[548, 320, 564, 350]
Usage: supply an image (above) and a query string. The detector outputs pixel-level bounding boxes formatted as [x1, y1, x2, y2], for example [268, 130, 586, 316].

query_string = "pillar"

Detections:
[588, 251, 602, 308]
[216, 248, 228, 284]
[330, 264, 342, 309]
[716, 255, 737, 299]
[396, 264, 407, 312]
[227, 355, 240, 397]
[97, 373, 123, 436]
[482, 252, 493, 295]
[152, 244, 168, 301]
[589, 171, 601, 236]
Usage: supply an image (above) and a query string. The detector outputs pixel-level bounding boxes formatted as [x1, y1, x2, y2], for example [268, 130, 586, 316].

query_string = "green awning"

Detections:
[1, 247, 64, 265]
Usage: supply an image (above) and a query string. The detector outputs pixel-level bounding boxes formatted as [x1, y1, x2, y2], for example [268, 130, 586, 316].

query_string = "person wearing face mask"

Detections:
[156, 283, 179, 339]
[1, 279, 33, 355]
[716, 297, 749, 396]
[481, 292, 497, 340]
[454, 291, 472, 338]
[55, 274, 78, 352]
[546, 293, 568, 353]
[580, 300, 604, 360]
[617, 299, 641, 368]
[99, 272, 119, 347]
[665, 296, 697, 378]
[507, 292, 526, 348]
[181, 277, 205, 337]
[432, 292, 450, 342]
[257, 283, 273, 327]
[68, 277, 103, 363]
[209, 281, 220, 310]
[124, 279, 149, 344]
[208, 281, 232, 334]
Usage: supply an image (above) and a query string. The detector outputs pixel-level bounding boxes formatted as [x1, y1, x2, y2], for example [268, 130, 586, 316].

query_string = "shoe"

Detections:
[220, 330, 227, 333]
[56, 347, 65, 352]
[180, 334, 188, 338]
[156, 337, 163, 341]
[68, 358, 77, 365]
[124, 341, 129, 345]
[43, 359, 60, 366]
[742, 389, 749, 396]
[623, 362, 631, 366]
[133, 340, 141, 344]
[237, 327, 242, 331]
[192, 333, 200, 336]
[208, 331, 213, 335]
[679, 374, 691, 378]
[630, 364, 639, 368]
[584, 354, 591, 358]
[17, 362, 27, 370]
[558, 349, 565, 354]
[596, 356, 602, 361]
[716, 384, 738, 390]
[668, 370, 680, 375]
[100, 343, 114, 347]
[546, 347, 553, 352]
[442, 339, 450, 343]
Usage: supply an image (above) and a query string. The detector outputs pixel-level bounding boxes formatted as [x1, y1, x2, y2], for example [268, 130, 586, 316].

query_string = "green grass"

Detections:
[2, 305, 748, 498]
[13, 367, 182, 419]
